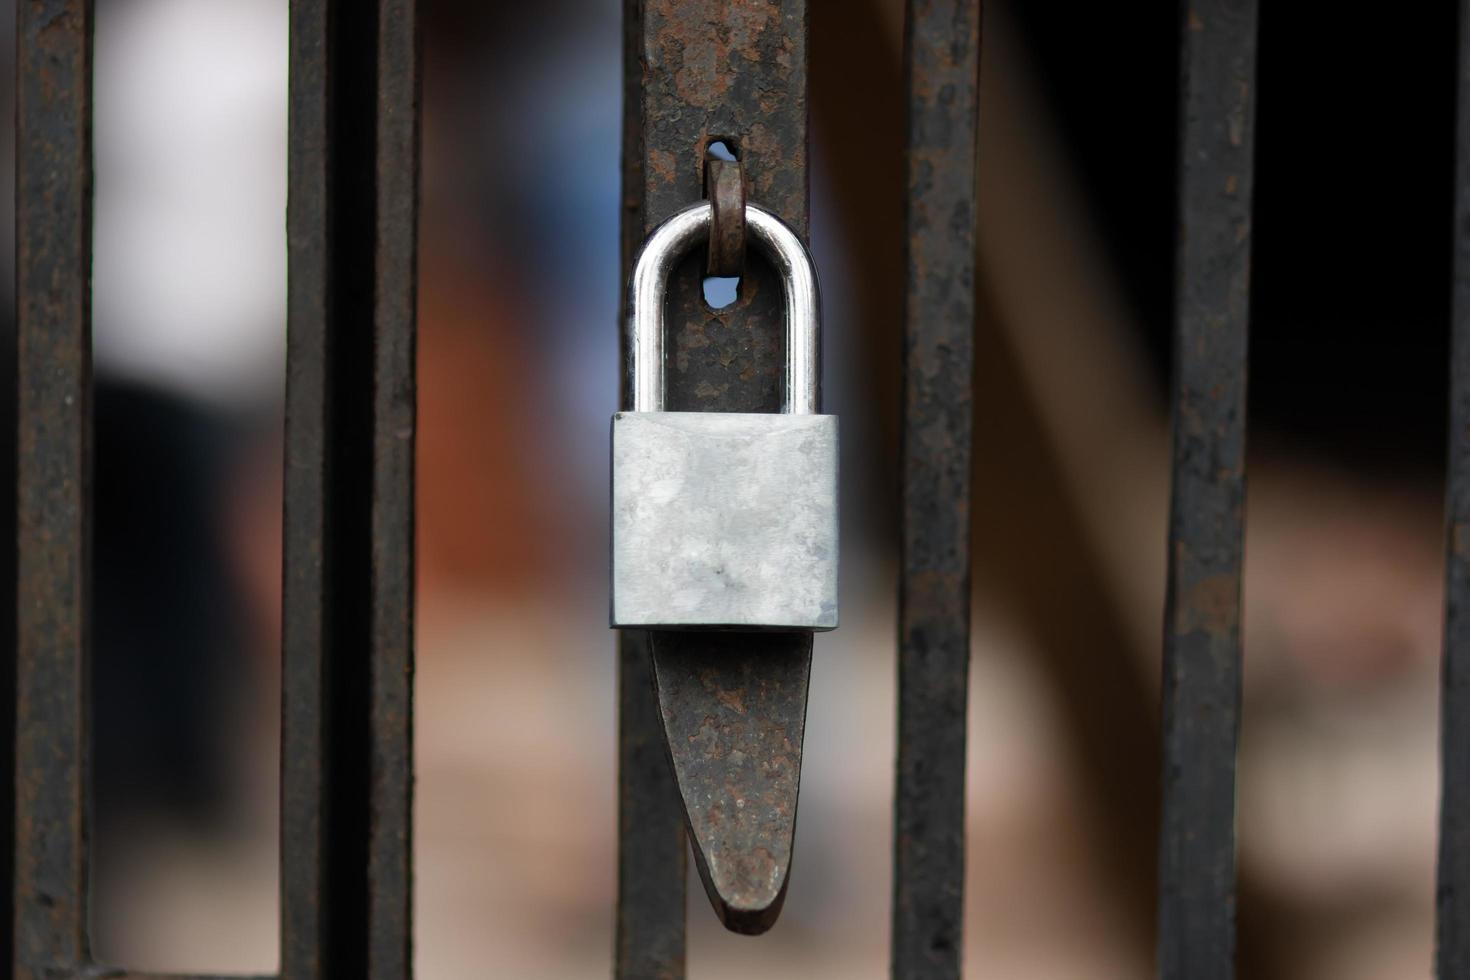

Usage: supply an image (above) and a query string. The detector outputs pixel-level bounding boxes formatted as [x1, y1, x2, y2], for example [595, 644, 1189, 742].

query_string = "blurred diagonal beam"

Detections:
[891, 0, 981, 977]
[14, 2, 94, 978]
[1439, 1, 1470, 974]
[1159, 3, 1257, 978]
[283, 2, 418, 978]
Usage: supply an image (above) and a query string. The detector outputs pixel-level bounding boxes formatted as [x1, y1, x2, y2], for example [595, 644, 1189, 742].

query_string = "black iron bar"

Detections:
[891, 0, 981, 976]
[1158, 3, 1257, 978]
[283, 3, 417, 978]
[366, 1, 419, 976]
[14, 1, 94, 977]
[1439, 1, 1470, 974]
[614, 2, 687, 973]
[614, 633, 687, 978]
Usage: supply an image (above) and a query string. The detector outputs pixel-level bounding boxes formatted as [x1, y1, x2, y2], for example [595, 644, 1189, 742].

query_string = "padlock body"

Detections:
[611, 411, 839, 630]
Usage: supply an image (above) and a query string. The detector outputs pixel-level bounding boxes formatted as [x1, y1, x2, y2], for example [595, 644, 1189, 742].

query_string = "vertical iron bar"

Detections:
[892, 0, 981, 976]
[1439, 1, 1470, 974]
[615, 2, 687, 974]
[14, 2, 94, 978]
[283, 3, 333, 970]
[614, 633, 686, 978]
[1158, 3, 1257, 979]
[367, 1, 418, 977]
[284, 2, 417, 977]
[617, 0, 815, 962]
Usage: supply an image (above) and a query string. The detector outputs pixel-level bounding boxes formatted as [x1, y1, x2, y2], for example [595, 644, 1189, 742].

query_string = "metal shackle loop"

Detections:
[627, 201, 821, 414]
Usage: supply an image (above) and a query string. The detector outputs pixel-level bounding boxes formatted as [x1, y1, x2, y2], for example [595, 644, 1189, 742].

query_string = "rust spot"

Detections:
[1178, 573, 1238, 634]
[649, 148, 679, 188]
[1454, 522, 1470, 560]
[715, 686, 747, 714]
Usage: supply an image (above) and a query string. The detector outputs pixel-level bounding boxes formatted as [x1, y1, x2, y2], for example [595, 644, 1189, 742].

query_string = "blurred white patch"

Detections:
[93, 0, 287, 409]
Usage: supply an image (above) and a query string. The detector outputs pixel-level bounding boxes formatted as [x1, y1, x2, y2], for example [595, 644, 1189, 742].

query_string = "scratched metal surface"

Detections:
[612, 412, 838, 630]
[617, 0, 815, 953]
[1158, 3, 1257, 979]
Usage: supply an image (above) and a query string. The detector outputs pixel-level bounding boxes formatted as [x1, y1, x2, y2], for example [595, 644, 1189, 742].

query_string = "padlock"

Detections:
[611, 200, 839, 631]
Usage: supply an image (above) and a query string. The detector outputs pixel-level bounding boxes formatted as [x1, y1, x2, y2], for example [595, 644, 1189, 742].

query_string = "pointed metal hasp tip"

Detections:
[650, 631, 813, 935]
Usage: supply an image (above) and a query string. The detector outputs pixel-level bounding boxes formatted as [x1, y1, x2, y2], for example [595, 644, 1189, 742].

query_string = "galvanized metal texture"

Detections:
[1440, 1, 1470, 973]
[628, 201, 822, 415]
[705, 158, 747, 278]
[652, 635, 811, 934]
[283, 3, 418, 978]
[622, 0, 814, 942]
[15, 1, 94, 977]
[611, 412, 839, 630]
[892, 0, 981, 976]
[1159, 3, 1257, 979]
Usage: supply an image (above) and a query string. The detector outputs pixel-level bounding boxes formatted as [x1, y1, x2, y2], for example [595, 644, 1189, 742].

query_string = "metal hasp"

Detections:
[612, 201, 838, 631]
[613, 200, 833, 931]
[617, 0, 815, 951]
[1159, 2, 1257, 979]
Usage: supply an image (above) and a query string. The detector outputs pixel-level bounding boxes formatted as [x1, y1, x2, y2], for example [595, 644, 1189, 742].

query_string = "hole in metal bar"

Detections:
[706, 138, 739, 161]
[702, 275, 741, 310]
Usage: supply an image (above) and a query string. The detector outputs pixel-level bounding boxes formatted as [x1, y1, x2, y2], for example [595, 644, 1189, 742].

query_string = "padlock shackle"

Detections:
[627, 201, 820, 414]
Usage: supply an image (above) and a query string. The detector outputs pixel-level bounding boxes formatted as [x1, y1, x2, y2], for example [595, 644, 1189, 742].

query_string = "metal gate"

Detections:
[7, 0, 1470, 978]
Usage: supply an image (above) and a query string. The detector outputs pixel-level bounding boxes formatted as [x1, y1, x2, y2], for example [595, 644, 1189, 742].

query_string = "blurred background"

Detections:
[0, 0, 1459, 976]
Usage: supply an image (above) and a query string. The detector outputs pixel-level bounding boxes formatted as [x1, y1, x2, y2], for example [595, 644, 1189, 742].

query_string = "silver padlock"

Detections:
[611, 200, 839, 631]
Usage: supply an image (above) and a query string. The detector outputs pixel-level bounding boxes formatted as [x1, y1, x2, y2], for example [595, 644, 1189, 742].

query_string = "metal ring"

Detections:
[627, 201, 821, 415]
[704, 158, 747, 278]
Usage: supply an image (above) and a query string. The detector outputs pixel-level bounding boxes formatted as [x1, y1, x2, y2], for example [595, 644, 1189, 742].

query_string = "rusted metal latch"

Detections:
[611, 150, 832, 933]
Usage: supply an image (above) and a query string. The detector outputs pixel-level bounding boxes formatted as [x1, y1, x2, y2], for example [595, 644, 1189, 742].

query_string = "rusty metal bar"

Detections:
[14, 2, 94, 978]
[1439, 0, 1470, 973]
[614, 633, 686, 978]
[614, 3, 687, 973]
[283, 2, 418, 978]
[891, 0, 981, 976]
[615, 0, 814, 961]
[638, 0, 813, 939]
[1158, 3, 1257, 978]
